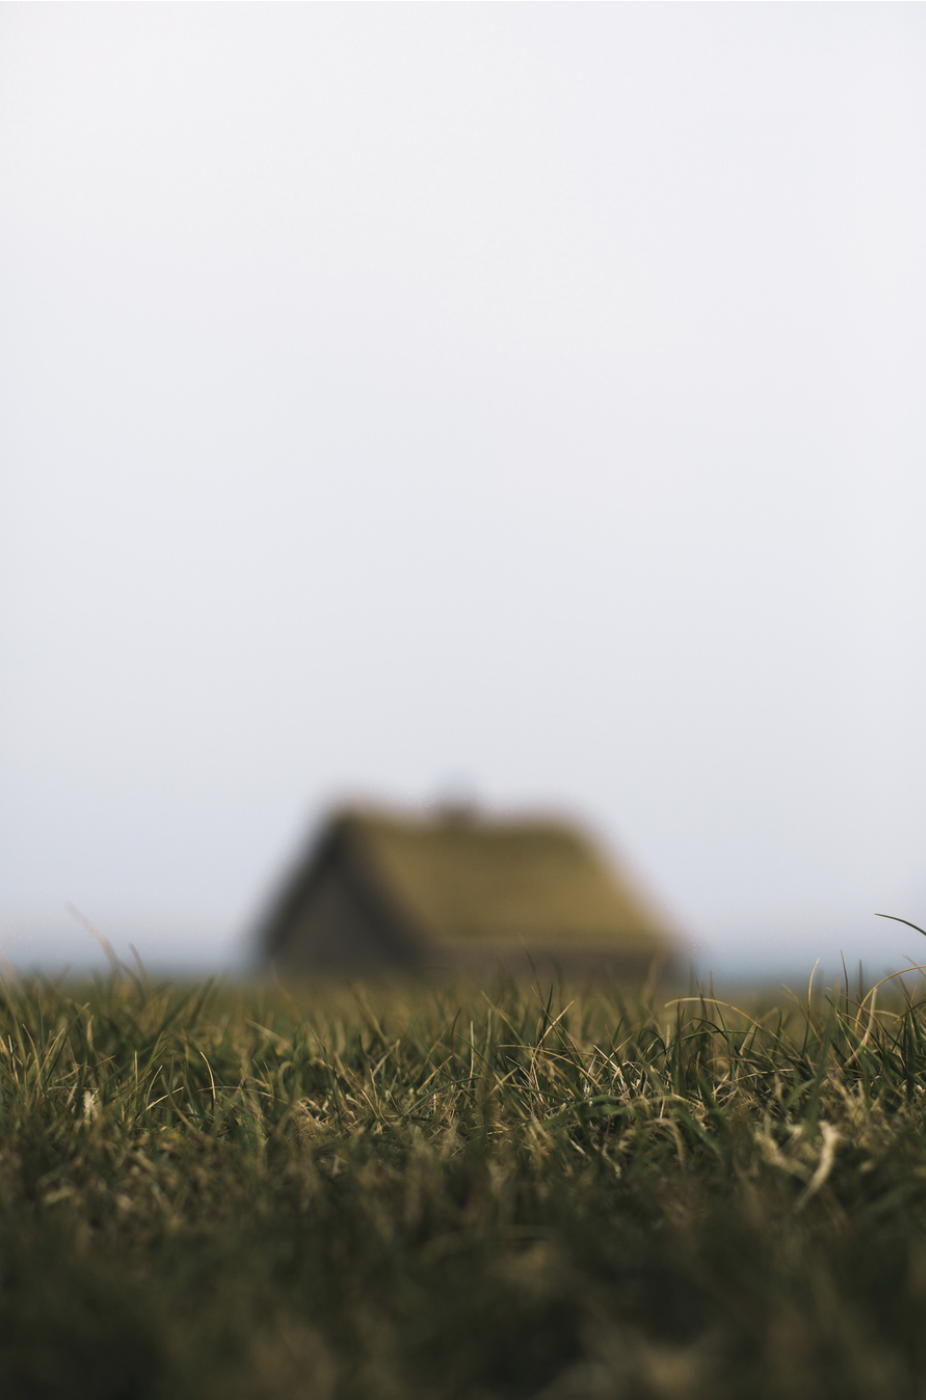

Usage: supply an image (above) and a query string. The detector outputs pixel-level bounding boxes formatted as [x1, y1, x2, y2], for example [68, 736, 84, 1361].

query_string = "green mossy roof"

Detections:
[336, 808, 677, 953]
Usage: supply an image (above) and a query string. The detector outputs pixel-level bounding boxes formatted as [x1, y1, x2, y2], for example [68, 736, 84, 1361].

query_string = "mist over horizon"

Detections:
[2, 6, 925, 984]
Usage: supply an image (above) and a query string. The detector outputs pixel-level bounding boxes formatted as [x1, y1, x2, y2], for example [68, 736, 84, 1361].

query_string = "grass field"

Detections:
[3, 953, 926, 1399]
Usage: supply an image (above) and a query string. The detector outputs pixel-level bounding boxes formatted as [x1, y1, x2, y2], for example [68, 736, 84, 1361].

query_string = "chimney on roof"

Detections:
[433, 783, 478, 824]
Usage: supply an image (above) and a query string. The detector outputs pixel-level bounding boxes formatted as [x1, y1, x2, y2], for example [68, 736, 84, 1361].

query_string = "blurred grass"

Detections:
[3, 961, 926, 1397]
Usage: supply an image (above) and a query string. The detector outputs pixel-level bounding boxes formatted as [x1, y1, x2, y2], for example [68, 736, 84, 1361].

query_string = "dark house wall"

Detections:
[267, 844, 423, 974]
[269, 863, 378, 971]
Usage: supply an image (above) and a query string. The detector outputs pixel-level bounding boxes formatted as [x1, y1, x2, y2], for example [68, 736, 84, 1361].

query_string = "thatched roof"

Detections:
[262, 806, 678, 975]
[344, 809, 668, 947]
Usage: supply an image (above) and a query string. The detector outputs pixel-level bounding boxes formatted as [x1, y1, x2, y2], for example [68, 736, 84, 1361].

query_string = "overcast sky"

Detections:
[2, 5, 925, 982]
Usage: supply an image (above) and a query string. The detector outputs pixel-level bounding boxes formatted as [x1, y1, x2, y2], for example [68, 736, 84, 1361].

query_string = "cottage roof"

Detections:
[308, 807, 674, 955]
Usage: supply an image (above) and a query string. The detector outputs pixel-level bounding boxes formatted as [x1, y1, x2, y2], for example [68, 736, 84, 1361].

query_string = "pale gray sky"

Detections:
[2, 5, 925, 981]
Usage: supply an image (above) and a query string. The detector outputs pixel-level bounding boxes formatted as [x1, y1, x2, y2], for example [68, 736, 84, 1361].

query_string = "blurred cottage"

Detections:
[260, 805, 680, 980]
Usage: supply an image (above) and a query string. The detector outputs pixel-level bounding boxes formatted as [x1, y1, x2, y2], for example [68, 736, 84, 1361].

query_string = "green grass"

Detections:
[3, 960, 926, 1398]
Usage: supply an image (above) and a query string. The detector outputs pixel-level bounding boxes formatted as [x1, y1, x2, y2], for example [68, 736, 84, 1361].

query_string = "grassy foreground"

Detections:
[3, 964, 926, 1399]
